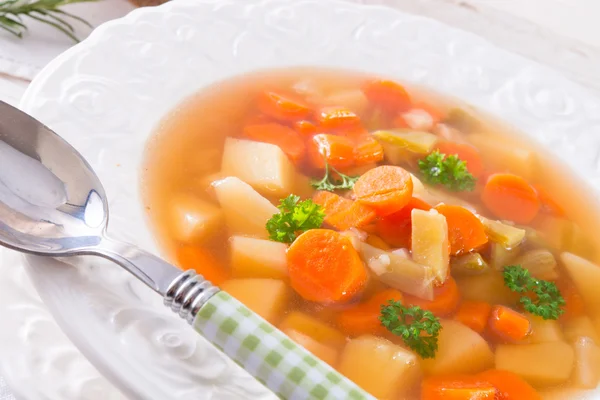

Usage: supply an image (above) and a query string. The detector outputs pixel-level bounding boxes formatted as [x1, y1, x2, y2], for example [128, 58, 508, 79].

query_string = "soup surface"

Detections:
[142, 68, 600, 399]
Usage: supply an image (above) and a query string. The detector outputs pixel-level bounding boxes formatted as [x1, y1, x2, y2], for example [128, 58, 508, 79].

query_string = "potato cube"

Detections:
[561, 252, 600, 314]
[279, 312, 346, 349]
[213, 177, 278, 239]
[421, 320, 494, 376]
[495, 341, 574, 386]
[220, 279, 289, 324]
[572, 337, 600, 389]
[168, 193, 223, 243]
[221, 138, 296, 198]
[490, 242, 520, 271]
[455, 271, 519, 306]
[283, 329, 339, 367]
[338, 335, 421, 399]
[320, 89, 369, 117]
[411, 209, 449, 284]
[564, 317, 600, 343]
[468, 134, 536, 180]
[230, 236, 288, 280]
[526, 315, 563, 344]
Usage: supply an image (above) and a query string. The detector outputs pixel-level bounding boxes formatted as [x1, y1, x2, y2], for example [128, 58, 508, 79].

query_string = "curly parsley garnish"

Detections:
[380, 300, 442, 359]
[266, 195, 325, 243]
[418, 150, 476, 192]
[503, 265, 565, 320]
[311, 160, 359, 192]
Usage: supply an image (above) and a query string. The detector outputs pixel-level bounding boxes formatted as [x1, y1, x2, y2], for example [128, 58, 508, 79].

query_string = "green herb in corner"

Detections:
[379, 300, 441, 359]
[0, 0, 96, 42]
[266, 195, 325, 244]
[311, 160, 359, 191]
[503, 265, 565, 320]
[418, 150, 476, 192]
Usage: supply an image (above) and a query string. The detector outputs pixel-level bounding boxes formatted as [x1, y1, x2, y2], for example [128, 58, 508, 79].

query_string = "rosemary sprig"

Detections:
[0, 0, 97, 42]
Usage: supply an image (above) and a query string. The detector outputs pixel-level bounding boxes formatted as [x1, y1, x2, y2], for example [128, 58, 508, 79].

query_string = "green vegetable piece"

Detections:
[372, 129, 438, 154]
[418, 150, 476, 192]
[266, 195, 325, 244]
[444, 107, 481, 133]
[311, 161, 359, 192]
[503, 265, 565, 320]
[379, 300, 441, 359]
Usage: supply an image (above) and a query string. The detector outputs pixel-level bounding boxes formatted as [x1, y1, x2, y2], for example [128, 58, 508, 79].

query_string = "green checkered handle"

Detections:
[164, 270, 374, 400]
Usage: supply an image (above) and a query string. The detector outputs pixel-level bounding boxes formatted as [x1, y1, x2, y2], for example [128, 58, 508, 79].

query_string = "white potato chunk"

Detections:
[495, 341, 575, 387]
[411, 209, 449, 284]
[456, 271, 519, 305]
[468, 134, 536, 180]
[168, 193, 223, 243]
[220, 279, 289, 324]
[526, 315, 563, 344]
[564, 317, 599, 343]
[561, 252, 600, 314]
[421, 320, 494, 375]
[338, 335, 421, 399]
[230, 236, 288, 280]
[213, 177, 278, 238]
[572, 337, 600, 389]
[221, 138, 296, 198]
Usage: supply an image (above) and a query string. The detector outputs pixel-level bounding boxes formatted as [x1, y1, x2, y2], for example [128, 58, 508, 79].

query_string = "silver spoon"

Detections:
[0, 101, 373, 400]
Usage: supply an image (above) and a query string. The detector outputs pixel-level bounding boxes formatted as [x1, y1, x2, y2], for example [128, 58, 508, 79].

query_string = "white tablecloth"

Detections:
[0, 0, 599, 398]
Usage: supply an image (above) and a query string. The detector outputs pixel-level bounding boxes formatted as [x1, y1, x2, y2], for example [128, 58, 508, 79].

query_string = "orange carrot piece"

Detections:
[315, 106, 362, 131]
[362, 79, 412, 113]
[421, 375, 497, 400]
[404, 277, 461, 317]
[477, 370, 541, 400]
[533, 184, 566, 217]
[376, 197, 431, 248]
[243, 113, 273, 126]
[176, 246, 230, 286]
[481, 174, 540, 224]
[436, 142, 484, 178]
[336, 289, 404, 336]
[454, 301, 492, 334]
[294, 120, 318, 137]
[308, 133, 355, 169]
[558, 279, 586, 320]
[257, 91, 312, 121]
[287, 229, 369, 304]
[353, 135, 384, 166]
[354, 165, 413, 216]
[312, 191, 376, 231]
[434, 204, 488, 256]
[243, 122, 306, 163]
[488, 305, 531, 343]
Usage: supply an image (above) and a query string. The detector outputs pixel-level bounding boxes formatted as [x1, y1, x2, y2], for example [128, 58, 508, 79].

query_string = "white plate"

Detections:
[3, 0, 600, 398]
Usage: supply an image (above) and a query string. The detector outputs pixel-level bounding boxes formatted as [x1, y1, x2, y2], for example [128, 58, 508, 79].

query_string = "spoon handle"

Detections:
[165, 270, 373, 400]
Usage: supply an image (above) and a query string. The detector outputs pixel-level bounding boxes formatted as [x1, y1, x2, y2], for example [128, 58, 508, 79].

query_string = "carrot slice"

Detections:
[363, 79, 411, 113]
[176, 246, 230, 286]
[336, 289, 403, 336]
[243, 122, 306, 163]
[287, 229, 369, 303]
[294, 120, 318, 137]
[316, 106, 361, 131]
[421, 375, 497, 400]
[354, 165, 413, 216]
[308, 133, 355, 170]
[557, 279, 586, 320]
[488, 305, 531, 343]
[436, 142, 484, 178]
[404, 277, 460, 317]
[533, 184, 566, 217]
[477, 370, 541, 400]
[454, 301, 492, 334]
[481, 174, 540, 224]
[434, 204, 488, 255]
[313, 191, 377, 231]
[376, 197, 431, 248]
[354, 135, 384, 166]
[257, 91, 312, 121]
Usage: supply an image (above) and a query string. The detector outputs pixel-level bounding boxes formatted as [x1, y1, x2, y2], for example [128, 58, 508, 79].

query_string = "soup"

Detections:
[142, 68, 600, 399]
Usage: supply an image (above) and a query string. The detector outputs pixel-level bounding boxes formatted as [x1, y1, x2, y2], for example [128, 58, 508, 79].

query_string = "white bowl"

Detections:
[2, 0, 600, 398]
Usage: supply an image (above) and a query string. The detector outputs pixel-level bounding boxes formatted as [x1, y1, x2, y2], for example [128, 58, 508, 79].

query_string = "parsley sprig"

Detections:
[379, 300, 442, 359]
[266, 195, 324, 243]
[311, 160, 359, 191]
[418, 150, 476, 192]
[503, 265, 565, 320]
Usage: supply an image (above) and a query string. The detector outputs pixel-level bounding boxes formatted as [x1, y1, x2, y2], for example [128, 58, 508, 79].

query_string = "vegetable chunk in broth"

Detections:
[142, 68, 600, 399]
